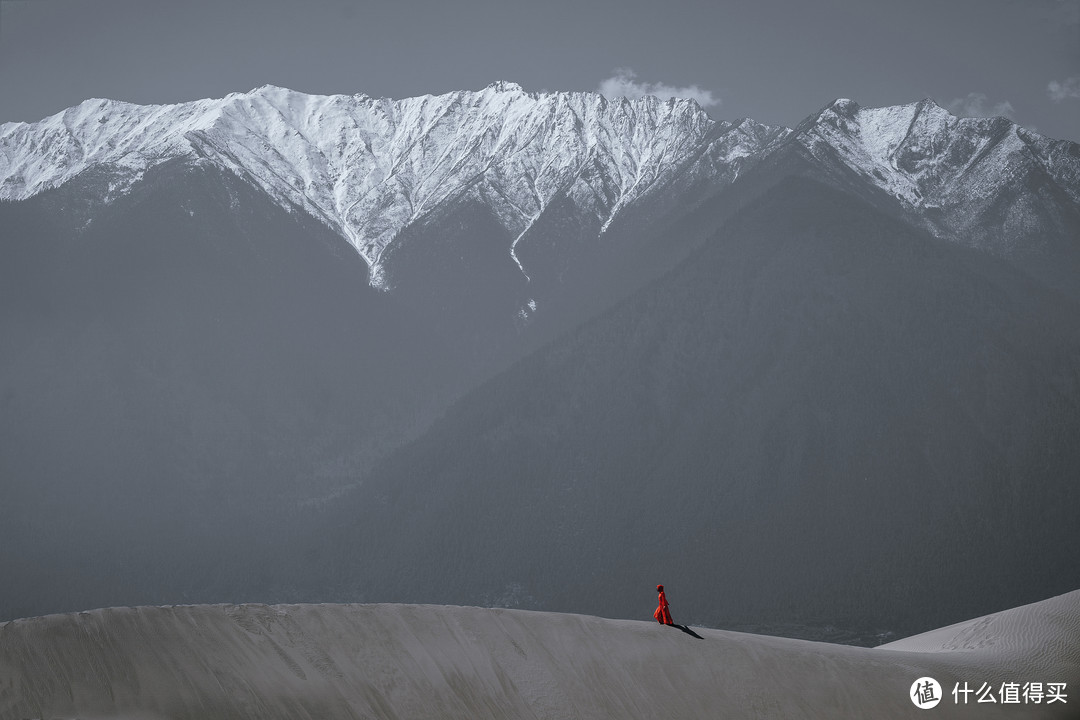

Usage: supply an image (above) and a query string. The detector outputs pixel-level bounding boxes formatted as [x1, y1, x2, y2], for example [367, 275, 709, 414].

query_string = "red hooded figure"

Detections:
[654, 584, 673, 625]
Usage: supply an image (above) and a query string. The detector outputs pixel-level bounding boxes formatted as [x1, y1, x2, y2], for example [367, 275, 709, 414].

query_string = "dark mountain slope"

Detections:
[302, 175, 1080, 638]
[0, 160, 466, 619]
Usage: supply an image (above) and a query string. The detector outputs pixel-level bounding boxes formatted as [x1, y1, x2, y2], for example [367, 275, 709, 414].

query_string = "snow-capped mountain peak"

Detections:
[2, 86, 1077, 285]
[791, 96, 1075, 208]
[482, 80, 527, 94]
[1, 84, 784, 286]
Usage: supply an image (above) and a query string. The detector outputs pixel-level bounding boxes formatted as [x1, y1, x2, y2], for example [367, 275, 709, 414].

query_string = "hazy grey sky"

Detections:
[1, 0, 1077, 141]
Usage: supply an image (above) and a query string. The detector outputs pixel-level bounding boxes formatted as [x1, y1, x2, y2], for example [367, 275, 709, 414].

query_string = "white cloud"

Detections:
[945, 92, 1016, 119]
[598, 68, 719, 108]
[1047, 77, 1080, 102]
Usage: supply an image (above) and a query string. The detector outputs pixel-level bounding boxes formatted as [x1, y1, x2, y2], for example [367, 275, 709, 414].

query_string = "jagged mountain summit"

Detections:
[786, 97, 1080, 257]
[0, 82, 787, 289]
[4, 84, 1076, 296]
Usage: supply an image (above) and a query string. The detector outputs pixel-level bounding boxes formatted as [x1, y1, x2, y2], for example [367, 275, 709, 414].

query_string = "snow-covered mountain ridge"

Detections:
[791, 97, 1080, 253]
[0, 83, 787, 286]
[2, 84, 1077, 282]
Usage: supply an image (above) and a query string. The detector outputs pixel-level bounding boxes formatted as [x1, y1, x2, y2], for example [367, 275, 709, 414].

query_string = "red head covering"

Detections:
[656, 584, 664, 592]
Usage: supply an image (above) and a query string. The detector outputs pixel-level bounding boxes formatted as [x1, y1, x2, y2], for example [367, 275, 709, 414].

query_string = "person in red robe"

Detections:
[654, 584, 673, 625]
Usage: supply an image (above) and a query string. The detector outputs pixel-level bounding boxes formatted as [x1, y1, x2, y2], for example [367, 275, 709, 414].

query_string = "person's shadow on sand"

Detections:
[671, 623, 703, 639]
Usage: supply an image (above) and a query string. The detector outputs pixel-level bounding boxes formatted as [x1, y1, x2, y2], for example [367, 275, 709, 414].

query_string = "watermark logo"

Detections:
[911, 677, 942, 709]
[909, 678, 1068, 708]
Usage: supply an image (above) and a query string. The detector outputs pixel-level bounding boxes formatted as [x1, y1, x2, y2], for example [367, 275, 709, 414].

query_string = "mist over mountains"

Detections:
[1, 84, 1078, 638]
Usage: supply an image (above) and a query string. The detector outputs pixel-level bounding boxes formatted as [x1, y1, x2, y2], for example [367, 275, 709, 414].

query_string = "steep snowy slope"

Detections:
[788, 98, 1080, 257]
[0, 83, 787, 288]
[4, 85, 1075, 291]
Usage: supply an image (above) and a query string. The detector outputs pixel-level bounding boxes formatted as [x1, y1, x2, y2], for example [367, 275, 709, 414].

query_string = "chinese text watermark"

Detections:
[911, 678, 1067, 709]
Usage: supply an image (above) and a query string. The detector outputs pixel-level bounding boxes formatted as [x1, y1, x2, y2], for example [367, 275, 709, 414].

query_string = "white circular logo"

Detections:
[911, 677, 942, 709]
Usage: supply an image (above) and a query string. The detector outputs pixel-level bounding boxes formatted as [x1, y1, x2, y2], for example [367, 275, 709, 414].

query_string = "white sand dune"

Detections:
[1, 591, 1076, 719]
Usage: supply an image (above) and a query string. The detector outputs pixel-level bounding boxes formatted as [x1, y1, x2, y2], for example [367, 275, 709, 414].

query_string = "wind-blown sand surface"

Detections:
[1, 591, 1076, 719]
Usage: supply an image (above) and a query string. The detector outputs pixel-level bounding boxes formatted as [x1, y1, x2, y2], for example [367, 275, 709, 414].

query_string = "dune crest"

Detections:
[1, 591, 1077, 719]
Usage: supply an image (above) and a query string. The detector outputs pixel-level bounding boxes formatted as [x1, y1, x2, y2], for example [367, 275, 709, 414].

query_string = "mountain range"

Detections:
[1, 84, 1078, 638]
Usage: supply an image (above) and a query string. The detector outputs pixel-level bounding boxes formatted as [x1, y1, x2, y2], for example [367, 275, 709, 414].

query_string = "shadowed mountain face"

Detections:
[0, 155, 738, 621]
[0, 160, 473, 619]
[0, 158, 748, 621]
[291, 177, 1080, 637]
